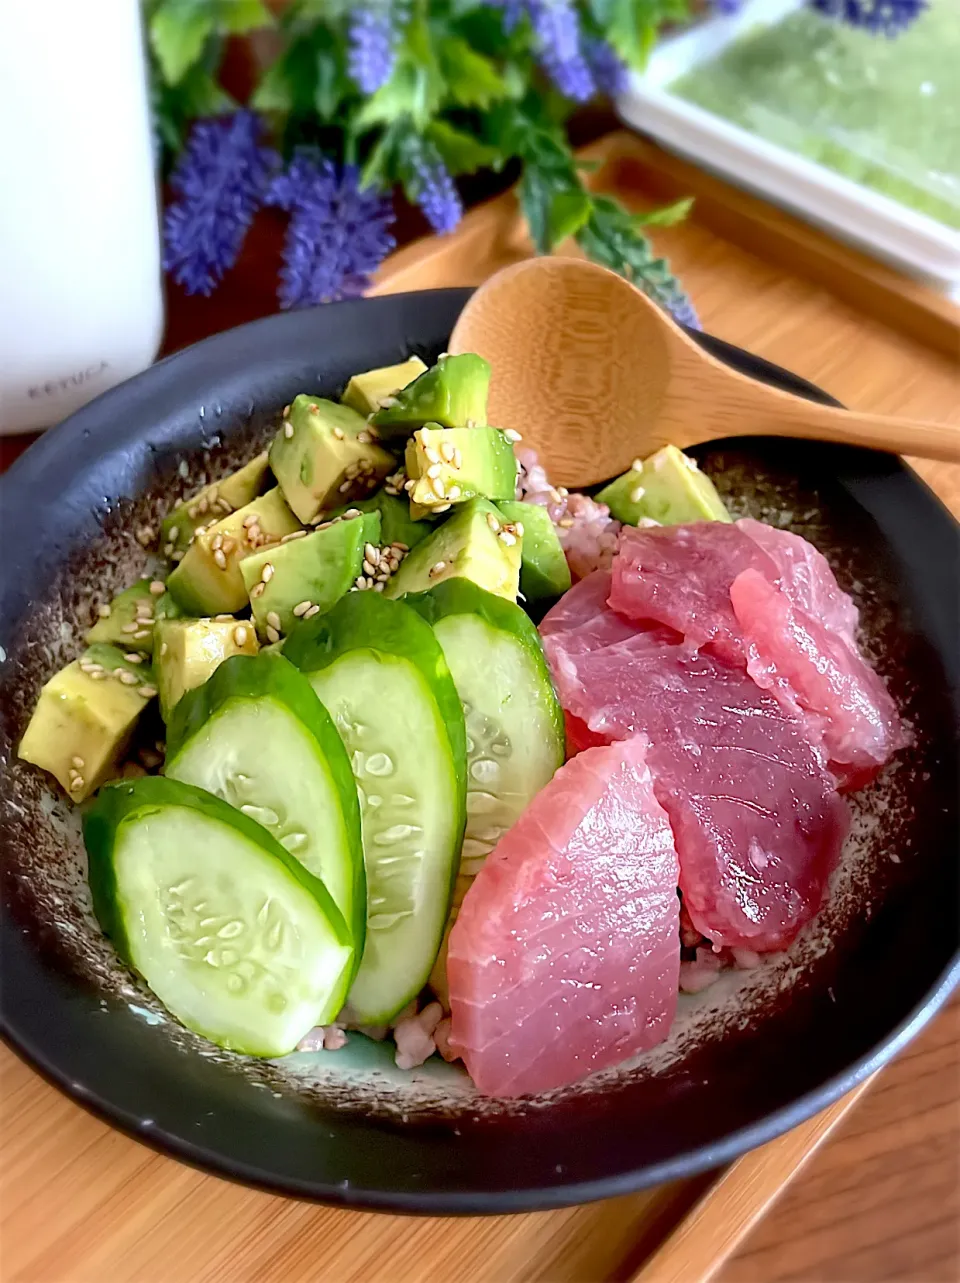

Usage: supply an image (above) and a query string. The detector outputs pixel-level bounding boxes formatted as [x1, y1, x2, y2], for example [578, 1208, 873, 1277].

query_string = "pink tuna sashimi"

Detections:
[730, 569, 906, 790]
[541, 608, 849, 951]
[447, 737, 681, 1098]
[608, 522, 777, 664]
[737, 518, 860, 647]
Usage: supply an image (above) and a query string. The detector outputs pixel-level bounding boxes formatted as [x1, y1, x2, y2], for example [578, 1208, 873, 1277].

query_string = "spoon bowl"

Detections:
[448, 257, 960, 487]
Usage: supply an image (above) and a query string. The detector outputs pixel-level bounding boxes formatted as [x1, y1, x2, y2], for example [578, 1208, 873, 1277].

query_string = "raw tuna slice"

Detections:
[730, 569, 906, 789]
[447, 737, 681, 1098]
[737, 518, 860, 647]
[541, 611, 849, 951]
[609, 522, 777, 664]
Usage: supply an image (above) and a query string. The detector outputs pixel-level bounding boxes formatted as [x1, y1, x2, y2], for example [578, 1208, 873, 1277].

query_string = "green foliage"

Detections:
[149, 0, 694, 307]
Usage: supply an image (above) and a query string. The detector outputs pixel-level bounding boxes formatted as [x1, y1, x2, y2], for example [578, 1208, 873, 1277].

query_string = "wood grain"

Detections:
[2, 128, 958, 1283]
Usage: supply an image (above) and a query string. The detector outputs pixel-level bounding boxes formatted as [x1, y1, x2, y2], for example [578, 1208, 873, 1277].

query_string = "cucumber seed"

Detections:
[630, 458, 644, 471]
[233, 625, 249, 646]
[261, 563, 275, 584]
[266, 611, 282, 631]
[213, 549, 228, 570]
[149, 580, 165, 595]
[630, 486, 646, 503]
[266, 625, 281, 644]
[292, 601, 312, 618]
[503, 428, 522, 443]
[97, 604, 112, 618]
[124, 653, 143, 664]
[429, 561, 446, 578]
[283, 422, 294, 439]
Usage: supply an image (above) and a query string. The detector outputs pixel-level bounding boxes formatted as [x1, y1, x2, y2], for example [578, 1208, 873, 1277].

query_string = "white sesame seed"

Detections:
[97, 604, 112, 619]
[503, 428, 522, 443]
[261, 563, 275, 583]
[213, 549, 228, 570]
[266, 625, 281, 644]
[266, 610, 282, 630]
[124, 653, 144, 664]
[630, 486, 646, 503]
[283, 422, 294, 439]
[233, 625, 249, 646]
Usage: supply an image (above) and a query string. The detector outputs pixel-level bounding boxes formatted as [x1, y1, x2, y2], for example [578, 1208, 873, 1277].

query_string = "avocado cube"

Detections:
[341, 356, 428, 416]
[496, 500, 571, 602]
[160, 451, 270, 558]
[165, 488, 301, 617]
[371, 353, 490, 440]
[384, 498, 521, 602]
[404, 425, 518, 512]
[18, 644, 157, 801]
[154, 617, 259, 722]
[596, 445, 731, 527]
[86, 579, 182, 652]
[328, 491, 432, 552]
[239, 511, 382, 641]
[268, 395, 394, 525]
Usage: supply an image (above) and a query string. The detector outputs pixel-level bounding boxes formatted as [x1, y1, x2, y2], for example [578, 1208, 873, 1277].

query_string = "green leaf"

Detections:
[177, 62, 236, 117]
[360, 122, 402, 190]
[518, 166, 555, 255]
[314, 45, 342, 121]
[353, 62, 420, 131]
[150, 3, 214, 85]
[250, 58, 293, 112]
[438, 36, 509, 109]
[548, 187, 592, 244]
[426, 120, 497, 175]
[215, 0, 273, 34]
[634, 196, 694, 227]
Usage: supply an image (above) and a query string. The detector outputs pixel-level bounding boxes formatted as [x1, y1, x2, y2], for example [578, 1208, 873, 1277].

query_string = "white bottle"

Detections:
[0, 1, 164, 434]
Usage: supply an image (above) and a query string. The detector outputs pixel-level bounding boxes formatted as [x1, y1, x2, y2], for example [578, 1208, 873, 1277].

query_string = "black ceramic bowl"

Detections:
[1, 289, 958, 1214]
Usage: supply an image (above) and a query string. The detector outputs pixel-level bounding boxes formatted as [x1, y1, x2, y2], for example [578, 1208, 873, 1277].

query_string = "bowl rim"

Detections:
[2, 288, 958, 1214]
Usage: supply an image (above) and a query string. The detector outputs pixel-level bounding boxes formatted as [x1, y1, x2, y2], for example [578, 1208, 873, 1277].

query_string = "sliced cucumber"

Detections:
[84, 776, 353, 1056]
[284, 593, 466, 1025]
[407, 579, 565, 1001]
[164, 653, 365, 956]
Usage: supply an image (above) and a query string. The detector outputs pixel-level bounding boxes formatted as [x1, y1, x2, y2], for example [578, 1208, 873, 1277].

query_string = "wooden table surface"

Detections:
[2, 137, 958, 1282]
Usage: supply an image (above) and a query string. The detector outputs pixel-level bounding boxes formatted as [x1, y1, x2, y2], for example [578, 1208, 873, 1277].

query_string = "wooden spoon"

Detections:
[447, 256, 960, 487]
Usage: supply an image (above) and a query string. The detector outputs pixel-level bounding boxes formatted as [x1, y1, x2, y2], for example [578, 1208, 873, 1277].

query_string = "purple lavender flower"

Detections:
[583, 37, 629, 97]
[266, 156, 396, 309]
[347, 4, 398, 94]
[403, 140, 463, 235]
[163, 111, 279, 296]
[709, 0, 747, 14]
[528, 0, 595, 102]
[809, 0, 927, 35]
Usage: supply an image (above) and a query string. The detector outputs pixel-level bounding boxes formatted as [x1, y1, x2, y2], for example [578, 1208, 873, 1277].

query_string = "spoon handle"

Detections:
[707, 370, 960, 462]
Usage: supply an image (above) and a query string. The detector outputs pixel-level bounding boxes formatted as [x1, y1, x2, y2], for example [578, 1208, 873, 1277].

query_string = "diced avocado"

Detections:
[18, 644, 157, 801]
[154, 617, 259, 722]
[384, 498, 520, 602]
[404, 425, 518, 512]
[341, 356, 428, 416]
[268, 395, 394, 525]
[370, 353, 491, 439]
[165, 488, 301, 616]
[160, 452, 270, 558]
[239, 511, 382, 642]
[596, 445, 731, 526]
[328, 491, 432, 551]
[496, 500, 571, 602]
[86, 579, 182, 652]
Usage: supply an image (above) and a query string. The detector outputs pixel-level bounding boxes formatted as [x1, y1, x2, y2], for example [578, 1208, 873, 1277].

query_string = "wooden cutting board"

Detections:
[2, 129, 957, 1283]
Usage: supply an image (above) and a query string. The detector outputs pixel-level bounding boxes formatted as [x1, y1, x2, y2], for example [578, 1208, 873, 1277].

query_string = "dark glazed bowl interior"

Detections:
[1, 289, 958, 1214]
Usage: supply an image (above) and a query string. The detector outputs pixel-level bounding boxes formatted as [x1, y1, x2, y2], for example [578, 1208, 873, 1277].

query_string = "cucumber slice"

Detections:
[84, 776, 353, 1056]
[164, 653, 365, 955]
[407, 579, 565, 1001]
[284, 593, 466, 1025]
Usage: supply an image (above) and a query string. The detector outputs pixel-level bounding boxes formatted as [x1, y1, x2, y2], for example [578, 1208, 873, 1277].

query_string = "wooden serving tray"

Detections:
[2, 129, 957, 1283]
